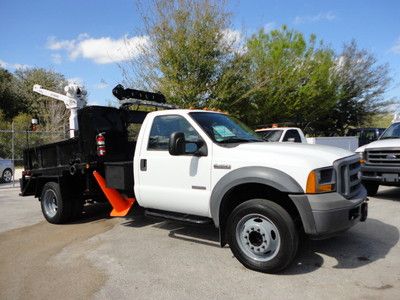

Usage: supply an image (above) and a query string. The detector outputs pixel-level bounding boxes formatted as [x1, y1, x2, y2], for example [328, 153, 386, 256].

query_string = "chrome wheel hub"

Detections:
[43, 190, 58, 218]
[3, 170, 12, 183]
[236, 214, 281, 262]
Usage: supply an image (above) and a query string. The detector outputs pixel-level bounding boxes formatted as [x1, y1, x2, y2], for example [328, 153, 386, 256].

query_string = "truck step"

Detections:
[144, 209, 212, 225]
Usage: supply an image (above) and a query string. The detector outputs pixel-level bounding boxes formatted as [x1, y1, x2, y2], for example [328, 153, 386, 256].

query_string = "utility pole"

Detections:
[11, 121, 15, 187]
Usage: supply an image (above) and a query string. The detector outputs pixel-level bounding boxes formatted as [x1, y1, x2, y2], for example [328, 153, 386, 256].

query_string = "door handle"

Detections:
[140, 159, 147, 171]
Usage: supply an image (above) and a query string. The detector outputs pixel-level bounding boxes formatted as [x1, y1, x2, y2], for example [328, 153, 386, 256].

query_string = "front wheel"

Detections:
[227, 199, 299, 273]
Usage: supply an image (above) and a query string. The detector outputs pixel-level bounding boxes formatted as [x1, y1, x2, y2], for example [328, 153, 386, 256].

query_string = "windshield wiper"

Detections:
[380, 136, 400, 140]
[219, 137, 262, 143]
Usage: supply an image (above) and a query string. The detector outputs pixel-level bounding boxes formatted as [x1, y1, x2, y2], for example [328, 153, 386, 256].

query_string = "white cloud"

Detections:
[390, 37, 400, 54]
[264, 22, 276, 32]
[293, 12, 336, 25]
[47, 34, 149, 64]
[0, 58, 30, 69]
[51, 53, 62, 64]
[221, 28, 244, 53]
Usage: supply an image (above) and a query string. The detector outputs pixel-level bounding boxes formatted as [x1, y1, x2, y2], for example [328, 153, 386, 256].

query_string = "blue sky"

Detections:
[1, 0, 399, 107]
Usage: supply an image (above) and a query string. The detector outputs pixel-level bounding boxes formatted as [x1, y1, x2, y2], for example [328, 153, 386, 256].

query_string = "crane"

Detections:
[33, 84, 87, 138]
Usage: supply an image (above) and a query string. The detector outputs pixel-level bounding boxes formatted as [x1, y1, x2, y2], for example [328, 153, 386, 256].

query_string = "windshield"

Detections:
[259, 130, 283, 142]
[380, 123, 400, 139]
[189, 112, 262, 143]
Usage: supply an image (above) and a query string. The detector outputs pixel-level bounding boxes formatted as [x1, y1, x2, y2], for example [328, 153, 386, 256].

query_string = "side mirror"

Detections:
[169, 132, 186, 155]
[169, 132, 208, 156]
[287, 138, 295, 143]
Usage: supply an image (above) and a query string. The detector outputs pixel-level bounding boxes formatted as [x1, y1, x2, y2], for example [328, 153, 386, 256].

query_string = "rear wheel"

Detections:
[227, 199, 298, 273]
[2, 168, 12, 183]
[363, 181, 379, 196]
[40, 182, 72, 224]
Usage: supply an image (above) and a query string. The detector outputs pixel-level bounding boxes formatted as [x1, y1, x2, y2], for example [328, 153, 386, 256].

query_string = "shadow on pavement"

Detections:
[121, 209, 220, 247]
[122, 214, 399, 273]
[115, 204, 400, 274]
[283, 218, 399, 275]
[376, 187, 400, 202]
[69, 202, 112, 224]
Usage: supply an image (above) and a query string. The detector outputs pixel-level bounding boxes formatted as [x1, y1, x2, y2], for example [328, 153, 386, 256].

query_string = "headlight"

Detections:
[306, 167, 336, 194]
[358, 151, 366, 164]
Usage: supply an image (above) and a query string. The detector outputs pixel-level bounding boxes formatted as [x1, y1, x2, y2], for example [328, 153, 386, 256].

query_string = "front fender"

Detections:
[210, 166, 304, 227]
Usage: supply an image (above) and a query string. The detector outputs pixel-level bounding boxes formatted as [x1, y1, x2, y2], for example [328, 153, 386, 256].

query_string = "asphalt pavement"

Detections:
[0, 186, 399, 299]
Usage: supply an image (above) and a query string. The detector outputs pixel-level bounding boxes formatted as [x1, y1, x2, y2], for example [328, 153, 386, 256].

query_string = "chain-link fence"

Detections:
[0, 123, 68, 189]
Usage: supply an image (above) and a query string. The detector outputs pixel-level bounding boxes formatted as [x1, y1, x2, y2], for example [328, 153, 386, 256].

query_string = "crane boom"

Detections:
[33, 84, 86, 138]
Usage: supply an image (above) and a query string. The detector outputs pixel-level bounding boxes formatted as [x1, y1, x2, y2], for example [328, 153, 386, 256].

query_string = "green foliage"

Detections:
[0, 68, 71, 158]
[241, 26, 337, 128]
[311, 41, 393, 135]
[125, 0, 237, 107]
[14, 68, 69, 132]
[0, 68, 22, 120]
[125, 0, 395, 135]
[364, 113, 393, 128]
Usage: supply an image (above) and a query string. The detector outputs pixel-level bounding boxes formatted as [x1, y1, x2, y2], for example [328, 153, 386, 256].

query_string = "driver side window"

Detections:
[148, 115, 201, 151]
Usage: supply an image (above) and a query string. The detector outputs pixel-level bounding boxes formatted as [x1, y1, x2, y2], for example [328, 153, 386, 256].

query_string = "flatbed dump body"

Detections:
[20, 105, 146, 198]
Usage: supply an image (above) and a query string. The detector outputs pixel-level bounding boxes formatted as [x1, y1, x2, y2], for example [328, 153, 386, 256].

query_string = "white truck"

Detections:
[356, 115, 400, 196]
[256, 127, 359, 151]
[255, 127, 308, 143]
[20, 86, 368, 273]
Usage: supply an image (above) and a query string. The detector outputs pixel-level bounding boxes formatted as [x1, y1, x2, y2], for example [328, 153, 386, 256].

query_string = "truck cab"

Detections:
[356, 118, 400, 195]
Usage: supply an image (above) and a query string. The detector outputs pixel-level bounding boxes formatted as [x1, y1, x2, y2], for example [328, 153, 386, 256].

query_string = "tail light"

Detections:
[22, 170, 32, 177]
[96, 133, 106, 156]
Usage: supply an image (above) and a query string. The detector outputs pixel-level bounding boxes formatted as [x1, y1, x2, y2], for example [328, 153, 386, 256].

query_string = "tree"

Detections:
[14, 68, 69, 133]
[241, 26, 337, 128]
[314, 41, 393, 135]
[123, 0, 239, 107]
[0, 68, 21, 120]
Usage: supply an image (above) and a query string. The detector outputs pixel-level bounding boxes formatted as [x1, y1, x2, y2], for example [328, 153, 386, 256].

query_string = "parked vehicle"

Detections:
[306, 136, 359, 152]
[255, 127, 307, 143]
[347, 128, 385, 147]
[0, 158, 14, 183]
[256, 127, 359, 151]
[356, 118, 400, 196]
[20, 85, 368, 273]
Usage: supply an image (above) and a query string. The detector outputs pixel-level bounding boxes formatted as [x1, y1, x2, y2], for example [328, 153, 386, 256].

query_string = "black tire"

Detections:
[227, 199, 299, 273]
[40, 182, 72, 224]
[363, 181, 379, 196]
[2, 168, 13, 183]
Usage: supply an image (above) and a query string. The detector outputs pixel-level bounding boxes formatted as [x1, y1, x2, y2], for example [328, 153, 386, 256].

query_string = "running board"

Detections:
[144, 209, 212, 225]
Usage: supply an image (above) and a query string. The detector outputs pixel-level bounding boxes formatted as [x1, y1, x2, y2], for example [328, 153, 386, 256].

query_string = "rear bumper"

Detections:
[361, 164, 400, 185]
[290, 188, 368, 239]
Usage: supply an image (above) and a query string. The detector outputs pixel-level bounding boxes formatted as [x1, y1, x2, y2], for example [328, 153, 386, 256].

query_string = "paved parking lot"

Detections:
[0, 186, 399, 299]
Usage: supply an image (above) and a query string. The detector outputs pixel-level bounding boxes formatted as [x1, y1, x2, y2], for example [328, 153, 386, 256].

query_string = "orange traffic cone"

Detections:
[93, 171, 135, 217]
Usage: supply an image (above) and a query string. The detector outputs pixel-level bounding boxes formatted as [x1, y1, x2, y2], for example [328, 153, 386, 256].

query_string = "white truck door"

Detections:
[136, 114, 212, 217]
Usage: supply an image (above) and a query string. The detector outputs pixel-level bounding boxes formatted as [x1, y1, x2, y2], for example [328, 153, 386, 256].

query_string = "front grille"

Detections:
[366, 149, 400, 166]
[334, 156, 362, 199]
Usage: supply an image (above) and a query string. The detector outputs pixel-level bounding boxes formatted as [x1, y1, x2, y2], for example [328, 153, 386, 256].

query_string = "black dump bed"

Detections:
[23, 106, 148, 171]
[21, 106, 148, 196]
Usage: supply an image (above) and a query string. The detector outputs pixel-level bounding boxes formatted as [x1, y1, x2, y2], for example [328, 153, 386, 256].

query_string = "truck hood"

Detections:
[213, 142, 356, 192]
[356, 138, 400, 152]
[234, 142, 353, 165]
[217, 142, 354, 169]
